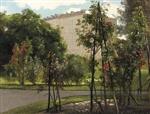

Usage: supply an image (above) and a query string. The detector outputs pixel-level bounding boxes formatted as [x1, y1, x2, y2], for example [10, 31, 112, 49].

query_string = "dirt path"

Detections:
[0, 89, 89, 113]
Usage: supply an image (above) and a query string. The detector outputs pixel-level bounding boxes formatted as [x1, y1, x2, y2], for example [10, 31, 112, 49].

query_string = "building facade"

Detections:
[46, 11, 88, 56]
[46, 11, 116, 56]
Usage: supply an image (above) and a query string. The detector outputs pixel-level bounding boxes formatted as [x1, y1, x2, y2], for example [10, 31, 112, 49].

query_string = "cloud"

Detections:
[0, 6, 7, 12]
[66, 8, 81, 13]
[13, 0, 87, 10]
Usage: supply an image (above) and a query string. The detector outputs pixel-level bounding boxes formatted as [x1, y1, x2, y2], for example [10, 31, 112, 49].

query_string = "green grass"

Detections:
[63, 85, 89, 91]
[0, 84, 91, 91]
[2, 95, 89, 114]
[1, 69, 149, 91]
[0, 77, 19, 85]
[0, 76, 91, 91]
[0, 84, 47, 90]
[132, 69, 149, 90]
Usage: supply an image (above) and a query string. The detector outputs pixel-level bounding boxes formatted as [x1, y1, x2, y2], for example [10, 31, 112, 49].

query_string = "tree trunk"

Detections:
[56, 81, 61, 111]
[146, 43, 150, 75]
[102, 59, 107, 108]
[47, 63, 51, 112]
[90, 38, 96, 112]
[127, 85, 131, 105]
[52, 84, 57, 112]
[138, 66, 142, 98]
[113, 92, 120, 114]
[123, 82, 126, 106]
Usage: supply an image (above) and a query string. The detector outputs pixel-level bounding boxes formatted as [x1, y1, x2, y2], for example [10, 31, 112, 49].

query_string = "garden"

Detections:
[0, 1, 150, 114]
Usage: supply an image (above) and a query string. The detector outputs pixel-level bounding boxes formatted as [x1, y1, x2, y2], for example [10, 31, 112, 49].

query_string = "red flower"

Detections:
[103, 63, 109, 71]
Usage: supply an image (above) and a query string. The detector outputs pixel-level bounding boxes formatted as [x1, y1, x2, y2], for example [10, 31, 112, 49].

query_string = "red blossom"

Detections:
[103, 63, 109, 71]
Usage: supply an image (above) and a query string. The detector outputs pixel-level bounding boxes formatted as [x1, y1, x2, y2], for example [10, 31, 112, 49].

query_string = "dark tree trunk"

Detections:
[56, 81, 61, 111]
[47, 62, 51, 112]
[123, 82, 126, 105]
[103, 64, 107, 108]
[101, 58, 107, 108]
[47, 75, 51, 112]
[138, 66, 142, 98]
[146, 43, 150, 75]
[21, 64, 24, 86]
[90, 38, 96, 112]
[127, 83, 131, 105]
[97, 2, 107, 108]
[52, 84, 57, 111]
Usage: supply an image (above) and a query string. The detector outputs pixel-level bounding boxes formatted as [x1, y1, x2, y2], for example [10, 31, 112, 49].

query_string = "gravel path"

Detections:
[0, 89, 89, 113]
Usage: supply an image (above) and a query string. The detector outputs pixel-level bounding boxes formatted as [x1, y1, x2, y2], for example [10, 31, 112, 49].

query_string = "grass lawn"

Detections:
[2, 95, 89, 114]
[0, 83, 91, 91]
[0, 69, 149, 91]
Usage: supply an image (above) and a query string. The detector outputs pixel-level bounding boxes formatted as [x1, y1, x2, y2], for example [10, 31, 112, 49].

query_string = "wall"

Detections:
[46, 11, 88, 56]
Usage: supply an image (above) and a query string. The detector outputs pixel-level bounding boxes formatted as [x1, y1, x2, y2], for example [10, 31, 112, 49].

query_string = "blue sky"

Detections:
[0, 0, 121, 18]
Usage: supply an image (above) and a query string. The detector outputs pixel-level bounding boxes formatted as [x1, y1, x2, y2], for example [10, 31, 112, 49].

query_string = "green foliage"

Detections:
[112, 6, 148, 90]
[5, 40, 32, 85]
[76, 1, 114, 51]
[26, 57, 43, 85]
[63, 54, 89, 83]
[1, 9, 66, 69]
[127, 6, 147, 44]
[7, 9, 66, 61]
[0, 13, 12, 69]
[0, 9, 67, 85]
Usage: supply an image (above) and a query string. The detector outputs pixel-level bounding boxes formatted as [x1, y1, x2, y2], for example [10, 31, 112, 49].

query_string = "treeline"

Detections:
[0, 9, 90, 85]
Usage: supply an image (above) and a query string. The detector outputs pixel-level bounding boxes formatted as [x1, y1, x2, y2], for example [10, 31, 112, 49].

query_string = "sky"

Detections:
[0, 0, 122, 18]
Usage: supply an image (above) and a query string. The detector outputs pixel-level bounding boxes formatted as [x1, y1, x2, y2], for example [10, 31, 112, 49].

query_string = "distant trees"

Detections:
[1, 9, 67, 83]
[63, 54, 89, 84]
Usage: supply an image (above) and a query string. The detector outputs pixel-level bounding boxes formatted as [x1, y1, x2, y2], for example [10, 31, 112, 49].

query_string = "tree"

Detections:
[76, 1, 114, 112]
[112, 39, 139, 106]
[127, 6, 147, 96]
[125, 0, 150, 76]
[111, 6, 147, 106]
[26, 56, 42, 85]
[7, 9, 46, 59]
[63, 54, 89, 84]
[0, 12, 12, 70]
[40, 24, 66, 113]
[2, 9, 66, 84]
[5, 40, 32, 86]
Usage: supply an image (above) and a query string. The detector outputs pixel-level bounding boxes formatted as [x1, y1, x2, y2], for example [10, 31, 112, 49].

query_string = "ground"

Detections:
[0, 89, 89, 113]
